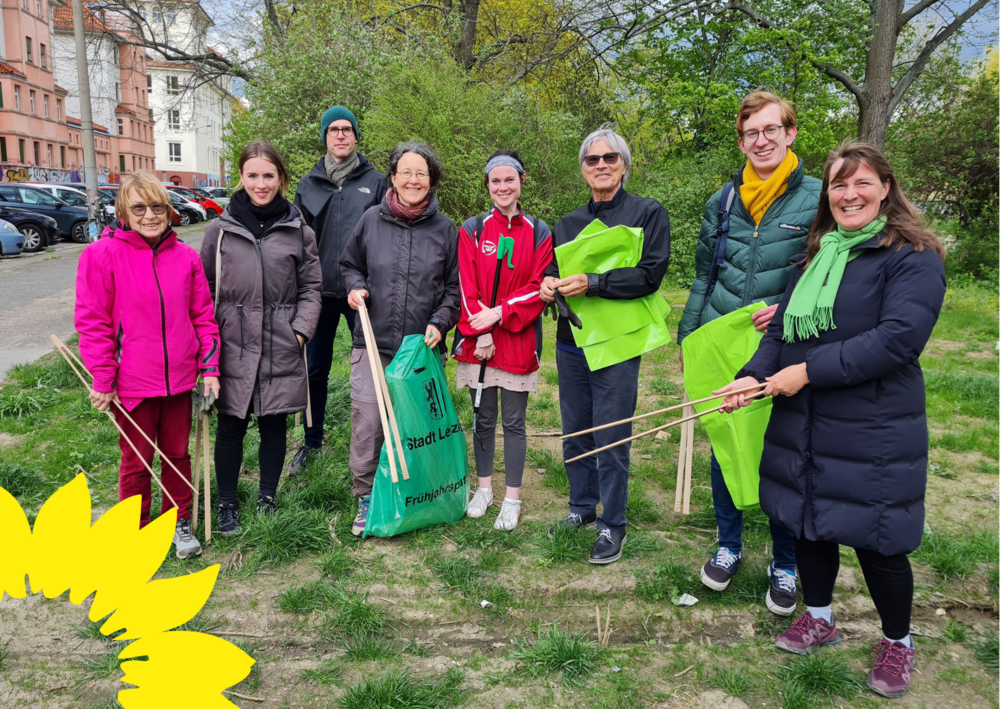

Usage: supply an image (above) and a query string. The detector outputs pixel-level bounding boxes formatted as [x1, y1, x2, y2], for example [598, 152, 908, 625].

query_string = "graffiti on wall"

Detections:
[0, 164, 122, 185]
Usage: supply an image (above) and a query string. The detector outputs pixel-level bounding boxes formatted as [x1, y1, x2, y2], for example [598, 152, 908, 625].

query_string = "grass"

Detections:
[321, 588, 390, 637]
[0, 387, 58, 421]
[78, 644, 128, 682]
[533, 524, 591, 564]
[300, 659, 344, 685]
[973, 630, 999, 674]
[336, 667, 464, 709]
[526, 446, 570, 496]
[511, 625, 601, 686]
[0, 638, 11, 670]
[339, 633, 401, 661]
[715, 665, 755, 698]
[239, 507, 334, 565]
[913, 529, 999, 578]
[779, 653, 864, 705]
[0, 461, 48, 503]
[430, 550, 514, 615]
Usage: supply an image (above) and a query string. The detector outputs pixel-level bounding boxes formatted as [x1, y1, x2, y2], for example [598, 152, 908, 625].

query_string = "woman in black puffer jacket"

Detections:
[718, 141, 945, 700]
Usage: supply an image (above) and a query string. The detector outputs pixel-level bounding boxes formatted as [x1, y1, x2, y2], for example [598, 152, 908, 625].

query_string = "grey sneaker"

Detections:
[287, 446, 319, 478]
[766, 562, 798, 616]
[352, 495, 371, 537]
[548, 512, 597, 538]
[700, 547, 741, 591]
[173, 518, 202, 559]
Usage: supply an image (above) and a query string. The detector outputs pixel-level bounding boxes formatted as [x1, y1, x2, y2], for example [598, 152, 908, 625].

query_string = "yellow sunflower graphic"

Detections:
[0, 474, 254, 707]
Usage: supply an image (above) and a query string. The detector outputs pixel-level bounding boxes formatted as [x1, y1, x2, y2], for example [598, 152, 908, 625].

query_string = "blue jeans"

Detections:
[304, 296, 356, 448]
[557, 347, 641, 531]
[711, 452, 796, 572]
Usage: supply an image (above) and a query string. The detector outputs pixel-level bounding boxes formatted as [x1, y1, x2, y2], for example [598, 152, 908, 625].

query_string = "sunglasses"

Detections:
[130, 203, 169, 217]
[583, 152, 621, 168]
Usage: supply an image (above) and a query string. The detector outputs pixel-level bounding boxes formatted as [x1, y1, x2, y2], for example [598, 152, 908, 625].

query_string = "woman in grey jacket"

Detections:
[200, 140, 322, 534]
[340, 141, 460, 536]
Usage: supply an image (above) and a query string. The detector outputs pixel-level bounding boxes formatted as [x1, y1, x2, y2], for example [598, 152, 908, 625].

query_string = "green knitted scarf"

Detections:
[782, 215, 886, 342]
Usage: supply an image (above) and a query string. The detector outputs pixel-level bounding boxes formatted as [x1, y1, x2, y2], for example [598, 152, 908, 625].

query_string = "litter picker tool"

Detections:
[681, 397, 695, 515]
[563, 382, 767, 440]
[357, 299, 409, 483]
[673, 393, 689, 514]
[473, 231, 514, 452]
[191, 386, 214, 540]
[565, 389, 766, 465]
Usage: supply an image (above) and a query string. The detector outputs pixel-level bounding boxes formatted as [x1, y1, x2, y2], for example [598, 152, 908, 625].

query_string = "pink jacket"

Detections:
[75, 223, 220, 405]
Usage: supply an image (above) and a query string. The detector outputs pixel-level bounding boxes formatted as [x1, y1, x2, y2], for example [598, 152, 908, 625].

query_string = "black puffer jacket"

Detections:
[340, 193, 460, 357]
[292, 154, 386, 298]
[738, 235, 946, 556]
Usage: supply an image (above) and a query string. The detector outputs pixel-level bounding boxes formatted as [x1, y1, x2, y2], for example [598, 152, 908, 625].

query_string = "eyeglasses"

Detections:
[740, 125, 784, 142]
[327, 126, 355, 137]
[130, 203, 168, 217]
[396, 170, 429, 182]
[583, 152, 621, 168]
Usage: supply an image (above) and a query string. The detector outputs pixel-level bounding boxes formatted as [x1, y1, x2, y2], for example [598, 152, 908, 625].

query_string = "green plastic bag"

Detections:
[681, 303, 771, 510]
[364, 335, 469, 538]
[554, 219, 671, 370]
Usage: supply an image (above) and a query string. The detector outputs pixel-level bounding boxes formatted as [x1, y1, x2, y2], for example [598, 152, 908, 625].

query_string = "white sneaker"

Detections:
[494, 498, 521, 531]
[467, 487, 493, 518]
[173, 518, 202, 559]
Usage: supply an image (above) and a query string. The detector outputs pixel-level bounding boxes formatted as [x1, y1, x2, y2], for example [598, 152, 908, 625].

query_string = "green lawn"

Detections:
[0, 284, 996, 708]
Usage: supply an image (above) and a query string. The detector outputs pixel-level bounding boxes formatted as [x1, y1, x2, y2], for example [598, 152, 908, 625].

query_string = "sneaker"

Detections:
[257, 494, 277, 516]
[217, 503, 241, 536]
[775, 613, 841, 655]
[494, 498, 521, 531]
[766, 562, 798, 616]
[548, 512, 597, 538]
[700, 547, 741, 591]
[589, 527, 626, 564]
[351, 495, 371, 537]
[173, 518, 202, 559]
[467, 487, 494, 519]
[287, 446, 318, 478]
[867, 639, 915, 698]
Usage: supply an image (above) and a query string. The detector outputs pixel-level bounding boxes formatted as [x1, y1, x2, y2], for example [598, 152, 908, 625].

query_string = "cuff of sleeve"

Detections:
[585, 273, 600, 297]
[293, 329, 308, 344]
[803, 345, 837, 388]
[92, 379, 115, 394]
[477, 332, 494, 348]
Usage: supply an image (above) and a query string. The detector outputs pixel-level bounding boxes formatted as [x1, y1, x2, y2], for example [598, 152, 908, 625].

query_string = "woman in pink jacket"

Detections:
[75, 172, 220, 559]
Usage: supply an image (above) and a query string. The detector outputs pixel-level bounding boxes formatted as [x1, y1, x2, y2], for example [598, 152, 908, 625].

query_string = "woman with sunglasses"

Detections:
[540, 124, 671, 565]
[200, 140, 322, 535]
[340, 141, 460, 536]
[76, 172, 220, 559]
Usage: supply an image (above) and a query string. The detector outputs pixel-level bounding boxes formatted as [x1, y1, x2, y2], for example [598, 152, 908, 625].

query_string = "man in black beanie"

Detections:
[290, 106, 387, 473]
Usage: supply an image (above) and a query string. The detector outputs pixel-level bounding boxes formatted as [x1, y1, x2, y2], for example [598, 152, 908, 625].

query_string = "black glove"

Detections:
[191, 383, 216, 414]
[543, 291, 583, 329]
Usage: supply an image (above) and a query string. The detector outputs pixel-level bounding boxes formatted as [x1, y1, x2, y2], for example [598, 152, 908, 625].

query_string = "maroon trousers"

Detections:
[113, 393, 193, 528]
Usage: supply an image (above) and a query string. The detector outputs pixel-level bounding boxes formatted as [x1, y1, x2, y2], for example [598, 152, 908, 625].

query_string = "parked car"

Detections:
[191, 186, 229, 208]
[167, 192, 205, 226]
[165, 185, 223, 219]
[0, 203, 59, 252]
[0, 184, 89, 243]
[0, 218, 24, 257]
[29, 183, 90, 210]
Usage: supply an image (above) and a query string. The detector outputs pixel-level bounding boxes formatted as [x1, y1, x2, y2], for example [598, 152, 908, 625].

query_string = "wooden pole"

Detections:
[354, 303, 398, 484]
[561, 382, 767, 440]
[682, 404, 695, 516]
[192, 415, 202, 532]
[202, 411, 212, 543]
[673, 393, 688, 513]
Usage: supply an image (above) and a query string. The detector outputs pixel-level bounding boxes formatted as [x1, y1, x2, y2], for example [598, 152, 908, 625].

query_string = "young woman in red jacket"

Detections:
[453, 150, 553, 531]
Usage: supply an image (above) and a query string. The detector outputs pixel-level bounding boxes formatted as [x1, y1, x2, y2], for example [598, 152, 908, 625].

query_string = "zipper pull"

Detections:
[753, 227, 759, 238]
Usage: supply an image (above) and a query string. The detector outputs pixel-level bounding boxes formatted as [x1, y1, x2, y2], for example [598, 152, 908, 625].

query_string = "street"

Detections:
[0, 222, 208, 381]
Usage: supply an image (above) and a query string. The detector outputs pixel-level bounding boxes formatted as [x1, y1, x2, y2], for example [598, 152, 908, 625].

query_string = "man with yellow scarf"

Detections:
[677, 92, 820, 616]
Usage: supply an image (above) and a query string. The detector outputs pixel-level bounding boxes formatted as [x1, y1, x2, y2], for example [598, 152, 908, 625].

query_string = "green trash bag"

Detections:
[364, 334, 469, 538]
[681, 302, 771, 510]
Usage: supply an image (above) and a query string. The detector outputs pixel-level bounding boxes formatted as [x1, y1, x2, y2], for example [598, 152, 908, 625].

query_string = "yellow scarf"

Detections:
[739, 149, 798, 225]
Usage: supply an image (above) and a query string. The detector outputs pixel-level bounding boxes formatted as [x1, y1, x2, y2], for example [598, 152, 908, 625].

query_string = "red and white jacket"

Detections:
[453, 206, 553, 375]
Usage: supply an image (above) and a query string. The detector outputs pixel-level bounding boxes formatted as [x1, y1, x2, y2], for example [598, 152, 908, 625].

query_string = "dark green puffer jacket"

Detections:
[677, 160, 821, 344]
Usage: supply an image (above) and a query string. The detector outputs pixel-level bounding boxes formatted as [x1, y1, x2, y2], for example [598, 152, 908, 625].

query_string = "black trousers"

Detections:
[215, 411, 287, 505]
[795, 536, 913, 640]
[304, 296, 356, 448]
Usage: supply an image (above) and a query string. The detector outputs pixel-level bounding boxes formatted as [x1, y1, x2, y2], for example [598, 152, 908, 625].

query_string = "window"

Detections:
[117, 118, 124, 136]
[115, 83, 120, 101]
[168, 109, 180, 130]
[132, 156, 136, 171]
[139, 9, 146, 19]
[167, 8, 177, 24]
[46, 144, 52, 166]
[166, 76, 179, 95]
[147, 75, 152, 89]
[35, 0, 40, 15]
[14, 86, 20, 111]
[0, 139, 6, 163]
[20, 187, 59, 205]
[149, 107, 154, 122]
[33, 141, 39, 164]
[56, 99, 61, 120]
[43, 95, 48, 118]
[18, 139, 24, 163]
[152, 9, 161, 24]
[141, 90, 146, 105]
[22, 0, 28, 10]
[120, 155, 126, 172]
[60, 146, 65, 167]
[0, 86, 3, 109]
[133, 87, 138, 104]
[26, 37, 32, 64]
[40, 44, 46, 69]
[29, 90, 36, 115]
[169, 142, 181, 162]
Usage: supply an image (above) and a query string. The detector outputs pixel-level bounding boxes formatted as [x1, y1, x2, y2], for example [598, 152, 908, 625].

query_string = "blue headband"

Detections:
[484, 155, 524, 177]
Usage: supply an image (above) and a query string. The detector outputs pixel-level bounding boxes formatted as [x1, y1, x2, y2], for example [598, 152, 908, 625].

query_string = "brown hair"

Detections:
[236, 140, 290, 195]
[806, 140, 945, 265]
[736, 91, 797, 135]
[116, 172, 172, 228]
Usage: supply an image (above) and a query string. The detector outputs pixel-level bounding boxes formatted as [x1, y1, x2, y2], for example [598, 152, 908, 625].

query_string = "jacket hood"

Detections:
[307, 152, 378, 182]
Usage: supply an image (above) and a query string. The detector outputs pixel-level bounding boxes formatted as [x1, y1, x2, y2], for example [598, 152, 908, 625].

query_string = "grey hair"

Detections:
[388, 141, 443, 189]
[579, 123, 631, 185]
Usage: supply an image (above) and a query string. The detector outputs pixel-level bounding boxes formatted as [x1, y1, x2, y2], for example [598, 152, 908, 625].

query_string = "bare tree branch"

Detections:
[898, 0, 944, 28]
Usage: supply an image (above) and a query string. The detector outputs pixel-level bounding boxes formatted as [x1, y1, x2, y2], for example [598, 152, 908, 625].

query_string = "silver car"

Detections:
[0, 218, 24, 257]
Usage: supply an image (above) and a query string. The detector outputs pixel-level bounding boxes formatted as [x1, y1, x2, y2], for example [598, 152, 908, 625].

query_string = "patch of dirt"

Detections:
[0, 432, 20, 448]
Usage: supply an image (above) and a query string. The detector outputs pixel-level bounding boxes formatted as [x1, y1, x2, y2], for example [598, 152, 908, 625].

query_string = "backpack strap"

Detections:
[214, 228, 223, 316]
[475, 213, 485, 245]
[702, 182, 735, 316]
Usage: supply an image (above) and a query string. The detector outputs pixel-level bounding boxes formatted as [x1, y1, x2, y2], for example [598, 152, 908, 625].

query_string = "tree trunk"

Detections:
[456, 0, 482, 70]
[856, 0, 901, 148]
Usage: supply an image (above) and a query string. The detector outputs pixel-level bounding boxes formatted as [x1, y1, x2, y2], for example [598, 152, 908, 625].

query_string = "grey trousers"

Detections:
[470, 386, 529, 489]
[349, 348, 392, 498]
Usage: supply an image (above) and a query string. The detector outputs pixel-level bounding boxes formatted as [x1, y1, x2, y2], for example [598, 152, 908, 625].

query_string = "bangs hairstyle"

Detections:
[388, 141, 443, 189]
[236, 140, 290, 195]
[806, 139, 945, 266]
[736, 91, 797, 135]
[116, 172, 171, 226]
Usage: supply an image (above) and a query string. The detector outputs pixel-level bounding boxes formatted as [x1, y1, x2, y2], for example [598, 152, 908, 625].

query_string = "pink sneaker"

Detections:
[867, 639, 915, 698]
[775, 613, 841, 655]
